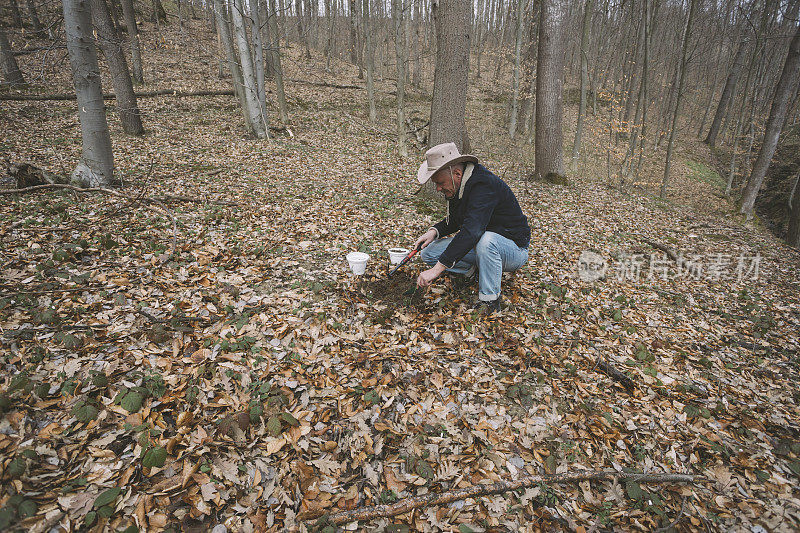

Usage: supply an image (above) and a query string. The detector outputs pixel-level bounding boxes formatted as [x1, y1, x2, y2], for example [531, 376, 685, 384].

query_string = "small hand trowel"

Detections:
[387, 243, 422, 278]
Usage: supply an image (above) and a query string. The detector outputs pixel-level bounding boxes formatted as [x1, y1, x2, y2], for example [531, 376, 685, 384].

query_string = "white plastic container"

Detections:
[388, 248, 409, 265]
[346, 252, 369, 275]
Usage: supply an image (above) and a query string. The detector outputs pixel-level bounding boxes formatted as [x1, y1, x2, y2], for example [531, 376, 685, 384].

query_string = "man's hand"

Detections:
[417, 262, 446, 288]
[413, 228, 437, 251]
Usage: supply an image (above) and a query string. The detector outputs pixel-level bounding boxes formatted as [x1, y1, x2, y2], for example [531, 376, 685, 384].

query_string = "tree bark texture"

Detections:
[231, 0, 269, 137]
[740, 24, 800, 216]
[268, 0, 289, 123]
[119, 0, 144, 84]
[90, 0, 144, 135]
[0, 22, 26, 86]
[535, 0, 568, 181]
[213, 0, 251, 130]
[62, 0, 116, 187]
[571, 0, 594, 170]
[507, 0, 526, 138]
[704, 39, 748, 147]
[393, 0, 407, 156]
[429, 0, 471, 151]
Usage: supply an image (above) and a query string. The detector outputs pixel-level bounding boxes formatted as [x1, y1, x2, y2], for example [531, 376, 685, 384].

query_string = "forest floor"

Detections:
[1, 17, 800, 533]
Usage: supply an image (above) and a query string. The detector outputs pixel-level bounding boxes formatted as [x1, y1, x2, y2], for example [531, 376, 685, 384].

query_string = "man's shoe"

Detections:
[474, 296, 501, 314]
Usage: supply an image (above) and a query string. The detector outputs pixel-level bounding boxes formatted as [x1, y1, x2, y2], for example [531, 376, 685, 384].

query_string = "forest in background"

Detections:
[2, 0, 800, 531]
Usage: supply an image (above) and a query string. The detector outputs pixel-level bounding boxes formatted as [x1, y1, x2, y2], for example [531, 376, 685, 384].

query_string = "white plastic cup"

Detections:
[346, 251, 369, 275]
[388, 248, 409, 265]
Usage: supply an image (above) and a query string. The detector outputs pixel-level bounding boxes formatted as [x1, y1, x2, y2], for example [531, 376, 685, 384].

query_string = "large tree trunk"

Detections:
[0, 23, 26, 86]
[660, 0, 697, 198]
[119, 0, 144, 84]
[268, 0, 289, 123]
[90, 0, 144, 135]
[393, 0, 407, 156]
[534, 0, 567, 181]
[62, 0, 115, 187]
[507, 0, 526, 138]
[231, 0, 269, 137]
[429, 0, 471, 151]
[740, 24, 800, 216]
[363, 0, 376, 122]
[704, 39, 748, 147]
[570, 0, 594, 170]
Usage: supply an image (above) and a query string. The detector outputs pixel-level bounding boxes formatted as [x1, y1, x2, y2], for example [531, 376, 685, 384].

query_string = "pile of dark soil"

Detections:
[360, 272, 420, 304]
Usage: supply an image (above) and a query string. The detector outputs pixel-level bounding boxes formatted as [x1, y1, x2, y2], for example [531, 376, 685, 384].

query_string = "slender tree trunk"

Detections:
[213, 0, 252, 130]
[9, 0, 24, 27]
[249, 0, 269, 128]
[363, 0, 376, 123]
[571, 0, 594, 170]
[152, 0, 167, 22]
[393, 0, 408, 156]
[535, 0, 567, 181]
[231, 0, 269, 137]
[63, 0, 115, 187]
[704, 39, 748, 147]
[90, 0, 144, 135]
[726, 46, 757, 195]
[119, 0, 144, 84]
[740, 24, 800, 216]
[429, 0, 471, 151]
[0, 23, 26, 86]
[788, 174, 800, 247]
[267, 0, 289, 123]
[660, 0, 697, 198]
[508, 0, 526, 138]
[25, 0, 44, 34]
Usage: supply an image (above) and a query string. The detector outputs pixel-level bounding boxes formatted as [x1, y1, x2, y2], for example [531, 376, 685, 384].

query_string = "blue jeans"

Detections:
[420, 231, 529, 301]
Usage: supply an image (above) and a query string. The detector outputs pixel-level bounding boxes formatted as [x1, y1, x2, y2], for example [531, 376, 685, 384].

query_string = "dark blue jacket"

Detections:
[433, 164, 530, 268]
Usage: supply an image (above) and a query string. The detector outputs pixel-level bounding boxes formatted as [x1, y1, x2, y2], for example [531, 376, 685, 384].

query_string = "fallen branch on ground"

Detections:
[594, 357, 637, 393]
[0, 89, 234, 102]
[302, 470, 697, 525]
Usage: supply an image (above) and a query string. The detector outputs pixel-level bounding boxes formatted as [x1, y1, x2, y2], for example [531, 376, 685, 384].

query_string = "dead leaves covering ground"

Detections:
[2, 17, 800, 533]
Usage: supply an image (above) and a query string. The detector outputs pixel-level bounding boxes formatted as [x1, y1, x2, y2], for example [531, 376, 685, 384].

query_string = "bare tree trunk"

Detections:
[63, 0, 115, 187]
[119, 0, 144, 84]
[25, 0, 43, 34]
[740, 24, 800, 216]
[363, 0, 376, 123]
[90, 0, 144, 135]
[704, 39, 748, 147]
[788, 174, 800, 247]
[9, 0, 24, 27]
[231, 0, 269, 137]
[213, 0, 252, 130]
[413, 0, 421, 86]
[393, 0, 408, 156]
[726, 46, 758, 195]
[152, 0, 167, 22]
[429, 0, 471, 151]
[508, 0, 526, 138]
[249, 0, 269, 127]
[268, 0, 289, 123]
[570, 0, 594, 170]
[0, 23, 26, 86]
[660, 0, 698, 198]
[535, 0, 567, 181]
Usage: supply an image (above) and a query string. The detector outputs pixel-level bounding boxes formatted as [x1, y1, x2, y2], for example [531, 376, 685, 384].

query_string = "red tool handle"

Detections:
[388, 244, 422, 277]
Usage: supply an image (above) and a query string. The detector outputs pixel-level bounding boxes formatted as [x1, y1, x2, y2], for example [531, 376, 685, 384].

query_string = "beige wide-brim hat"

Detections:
[416, 142, 479, 184]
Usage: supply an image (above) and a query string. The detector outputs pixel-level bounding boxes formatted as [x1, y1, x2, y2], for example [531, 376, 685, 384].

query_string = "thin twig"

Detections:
[301, 470, 697, 525]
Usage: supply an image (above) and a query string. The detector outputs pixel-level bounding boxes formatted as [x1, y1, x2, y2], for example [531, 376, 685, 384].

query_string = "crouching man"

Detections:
[414, 142, 531, 312]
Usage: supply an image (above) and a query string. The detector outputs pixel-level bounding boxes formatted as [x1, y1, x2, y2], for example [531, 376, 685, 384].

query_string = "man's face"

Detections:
[431, 167, 458, 199]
